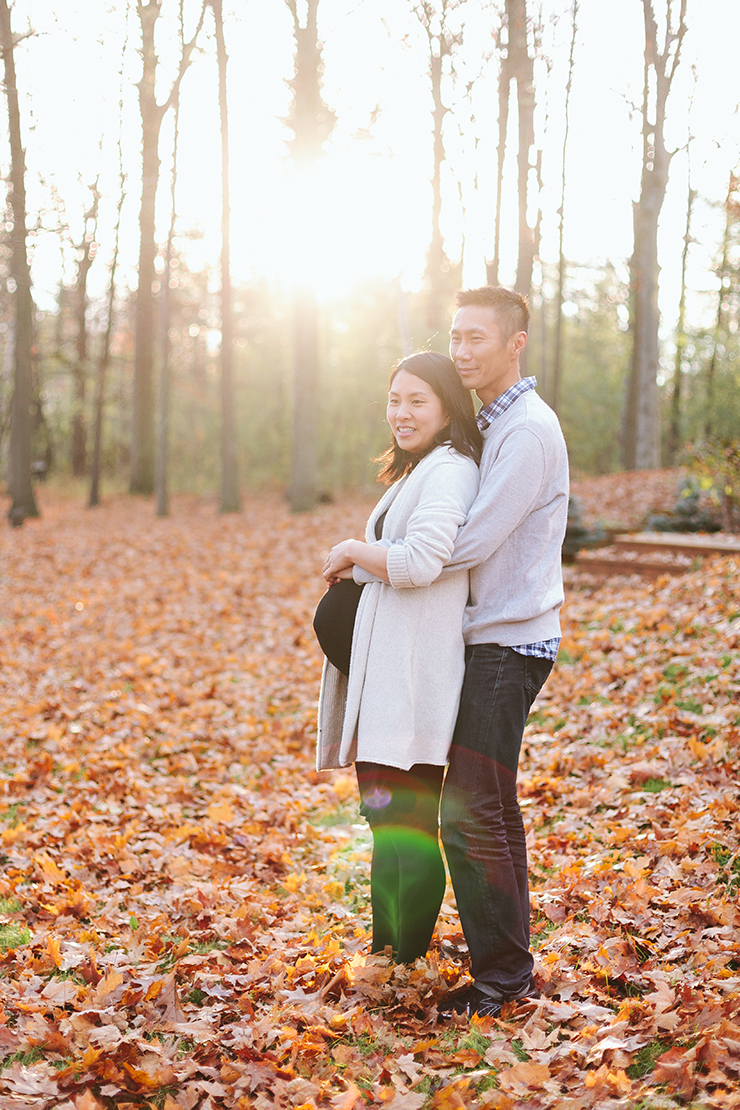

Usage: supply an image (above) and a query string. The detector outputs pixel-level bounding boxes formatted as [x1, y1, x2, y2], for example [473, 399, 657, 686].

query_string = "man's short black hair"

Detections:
[454, 286, 530, 341]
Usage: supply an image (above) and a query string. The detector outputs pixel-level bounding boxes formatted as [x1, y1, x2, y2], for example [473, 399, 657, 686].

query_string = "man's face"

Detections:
[449, 304, 525, 406]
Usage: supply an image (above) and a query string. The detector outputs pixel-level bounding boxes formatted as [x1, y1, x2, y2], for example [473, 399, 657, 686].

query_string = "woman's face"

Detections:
[387, 369, 449, 456]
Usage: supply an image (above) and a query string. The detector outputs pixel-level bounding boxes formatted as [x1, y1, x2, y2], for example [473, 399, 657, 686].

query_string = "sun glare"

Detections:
[241, 151, 431, 301]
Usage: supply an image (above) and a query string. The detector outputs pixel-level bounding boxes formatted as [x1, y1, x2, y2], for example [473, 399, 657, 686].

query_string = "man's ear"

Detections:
[512, 330, 528, 356]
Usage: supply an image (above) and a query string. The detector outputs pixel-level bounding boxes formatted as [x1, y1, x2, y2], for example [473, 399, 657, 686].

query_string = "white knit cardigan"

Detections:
[316, 446, 479, 771]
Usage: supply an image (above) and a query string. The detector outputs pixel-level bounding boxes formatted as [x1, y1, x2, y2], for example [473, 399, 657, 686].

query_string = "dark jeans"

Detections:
[355, 762, 446, 964]
[440, 644, 552, 999]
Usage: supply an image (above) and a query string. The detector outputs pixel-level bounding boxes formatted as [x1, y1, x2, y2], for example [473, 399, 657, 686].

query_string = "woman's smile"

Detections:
[387, 369, 449, 455]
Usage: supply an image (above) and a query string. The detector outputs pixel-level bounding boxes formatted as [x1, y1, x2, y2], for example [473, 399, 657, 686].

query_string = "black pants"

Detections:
[440, 645, 553, 998]
[355, 761, 446, 964]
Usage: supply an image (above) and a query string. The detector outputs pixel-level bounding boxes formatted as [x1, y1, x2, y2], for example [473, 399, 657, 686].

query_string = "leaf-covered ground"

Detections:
[570, 468, 686, 530]
[1, 485, 738, 1110]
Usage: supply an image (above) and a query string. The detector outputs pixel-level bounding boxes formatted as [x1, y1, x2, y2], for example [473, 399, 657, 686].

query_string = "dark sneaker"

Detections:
[437, 980, 539, 1020]
[437, 984, 502, 1019]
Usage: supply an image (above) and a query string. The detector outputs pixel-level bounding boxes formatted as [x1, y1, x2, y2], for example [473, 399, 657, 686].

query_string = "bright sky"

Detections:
[3, 0, 739, 336]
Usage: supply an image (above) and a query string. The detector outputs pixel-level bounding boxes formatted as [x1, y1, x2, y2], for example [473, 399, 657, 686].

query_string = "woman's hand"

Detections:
[323, 539, 357, 582]
[325, 566, 355, 586]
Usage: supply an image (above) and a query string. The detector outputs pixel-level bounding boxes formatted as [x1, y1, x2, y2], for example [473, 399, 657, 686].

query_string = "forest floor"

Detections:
[0, 472, 738, 1110]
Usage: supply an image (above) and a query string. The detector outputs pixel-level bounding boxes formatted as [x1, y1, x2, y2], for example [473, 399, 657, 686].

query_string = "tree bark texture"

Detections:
[667, 181, 695, 462]
[212, 0, 239, 513]
[132, 0, 206, 496]
[1, 0, 39, 522]
[285, 0, 334, 512]
[412, 1, 458, 335]
[289, 284, 319, 512]
[704, 172, 737, 437]
[551, 0, 578, 416]
[72, 187, 99, 478]
[623, 0, 687, 471]
[486, 24, 509, 287]
[507, 0, 535, 298]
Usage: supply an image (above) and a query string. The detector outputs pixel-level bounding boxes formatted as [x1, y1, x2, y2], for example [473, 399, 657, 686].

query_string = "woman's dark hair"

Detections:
[377, 351, 482, 485]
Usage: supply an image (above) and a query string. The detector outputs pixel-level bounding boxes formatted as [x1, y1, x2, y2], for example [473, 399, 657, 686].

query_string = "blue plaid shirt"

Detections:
[476, 377, 561, 663]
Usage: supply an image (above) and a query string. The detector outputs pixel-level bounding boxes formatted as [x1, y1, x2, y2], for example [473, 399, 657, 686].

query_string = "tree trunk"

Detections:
[89, 221, 123, 507]
[290, 283, 320, 512]
[507, 0, 535, 298]
[705, 172, 736, 437]
[426, 42, 447, 332]
[131, 0, 206, 496]
[132, 1, 161, 495]
[72, 187, 100, 478]
[0, 0, 39, 523]
[284, 0, 335, 512]
[155, 111, 179, 519]
[667, 180, 695, 461]
[487, 24, 509, 287]
[551, 0, 578, 415]
[623, 0, 687, 470]
[90, 42, 128, 509]
[212, 0, 239, 513]
[412, 1, 456, 335]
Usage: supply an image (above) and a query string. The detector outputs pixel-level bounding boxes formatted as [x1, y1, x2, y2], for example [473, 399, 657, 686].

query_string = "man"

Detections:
[437, 285, 569, 1019]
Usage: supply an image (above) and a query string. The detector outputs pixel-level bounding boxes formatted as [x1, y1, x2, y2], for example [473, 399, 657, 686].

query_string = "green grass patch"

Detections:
[0, 923, 31, 951]
[1, 1047, 44, 1070]
[461, 1028, 491, 1056]
[0, 897, 22, 914]
[626, 1038, 671, 1079]
[0, 804, 22, 827]
[531, 918, 558, 949]
[674, 698, 703, 714]
[511, 1039, 530, 1062]
[662, 663, 688, 683]
[150, 1086, 181, 1109]
[641, 778, 672, 793]
[711, 843, 740, 896]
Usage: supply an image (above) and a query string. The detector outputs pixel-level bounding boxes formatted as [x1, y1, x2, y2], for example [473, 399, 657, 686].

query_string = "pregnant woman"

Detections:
[314, 351, 481, 964]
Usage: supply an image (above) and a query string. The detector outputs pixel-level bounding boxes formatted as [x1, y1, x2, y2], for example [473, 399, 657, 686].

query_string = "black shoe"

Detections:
[438, 980, 539, 1020]
[437, 984, 502, 1019]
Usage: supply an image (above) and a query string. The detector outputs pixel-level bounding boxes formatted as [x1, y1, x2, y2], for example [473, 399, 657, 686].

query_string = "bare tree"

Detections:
[622, 0, 687, 471]
[410, 0, 461, 334]
[89, 186, 126, 508]
[71, 182, 100, 477]
[131, 0, 206, 496]
[487, 11, 509, 288]
[211, 0, 239, 513]
[667, 175, 695, 461]
[284, 0, 335, 512]
[507, 0, 536, 297]
[485, 0, 537, 355]
[155, 3, 186, 520]
[0, 0, 38, 523]
[704, 171, 739, 437]
[90, 30, 129, 509]
[551, 0, 578, 415]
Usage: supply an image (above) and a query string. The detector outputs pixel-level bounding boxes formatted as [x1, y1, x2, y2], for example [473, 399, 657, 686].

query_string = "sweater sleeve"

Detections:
[442, 426, 547, 574]
[385, 456, 479, 589]
[353, 542, 390, 586]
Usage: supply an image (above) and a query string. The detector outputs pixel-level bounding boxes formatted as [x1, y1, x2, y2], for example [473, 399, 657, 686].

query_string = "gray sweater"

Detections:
[443, 389, 569, 646]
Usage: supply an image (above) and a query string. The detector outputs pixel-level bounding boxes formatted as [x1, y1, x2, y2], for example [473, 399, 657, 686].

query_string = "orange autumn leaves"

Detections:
[0, 486, 739, 1109]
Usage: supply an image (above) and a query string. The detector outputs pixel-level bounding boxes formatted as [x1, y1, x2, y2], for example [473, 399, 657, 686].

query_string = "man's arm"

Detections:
[442, 427, 547, 574]
[354, 456, 478, 587]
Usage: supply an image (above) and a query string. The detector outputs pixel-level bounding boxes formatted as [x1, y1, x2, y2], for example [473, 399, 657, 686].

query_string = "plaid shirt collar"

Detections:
[476, 376, 537, 430]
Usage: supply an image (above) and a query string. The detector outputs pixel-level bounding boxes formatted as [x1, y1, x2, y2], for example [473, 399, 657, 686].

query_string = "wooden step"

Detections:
[613, 531, 740, 557]
[575, 530, 740, 578]
[575, 552, 694, 579]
